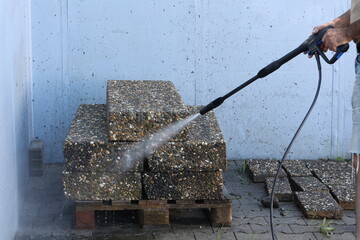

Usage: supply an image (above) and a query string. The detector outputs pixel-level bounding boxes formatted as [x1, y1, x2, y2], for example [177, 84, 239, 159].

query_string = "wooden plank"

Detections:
[74, 197, 232, 228]
[138, 208, 170, 226]
[75, 207, 95, 229]
[209, 206, 232, 227]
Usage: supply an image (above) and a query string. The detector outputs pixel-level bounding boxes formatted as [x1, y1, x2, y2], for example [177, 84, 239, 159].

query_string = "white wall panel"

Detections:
[0, 0, 32, 239]
[32, 0, 354, 162]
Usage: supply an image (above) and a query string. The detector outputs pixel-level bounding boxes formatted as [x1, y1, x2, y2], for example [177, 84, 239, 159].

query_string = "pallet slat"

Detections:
[75, 197, 232, 229]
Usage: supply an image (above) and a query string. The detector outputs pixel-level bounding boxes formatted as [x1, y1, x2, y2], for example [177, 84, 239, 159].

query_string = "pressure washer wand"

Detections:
[199, 26, 349, 115]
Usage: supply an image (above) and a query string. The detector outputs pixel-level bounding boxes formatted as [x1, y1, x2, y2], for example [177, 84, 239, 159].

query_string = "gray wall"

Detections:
[31, 0, 355, 163]
[0, 0, 32, 239]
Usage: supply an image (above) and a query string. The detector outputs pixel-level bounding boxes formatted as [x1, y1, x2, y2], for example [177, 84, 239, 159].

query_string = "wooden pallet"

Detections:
[75, 197, 232, 229]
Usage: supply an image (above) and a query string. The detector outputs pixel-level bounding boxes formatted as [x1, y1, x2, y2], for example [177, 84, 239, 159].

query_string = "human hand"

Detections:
[304, 23, 335, 58]
[321, 27, 350, 52]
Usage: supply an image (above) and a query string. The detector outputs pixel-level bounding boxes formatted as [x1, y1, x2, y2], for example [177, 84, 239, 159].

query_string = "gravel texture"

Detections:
[143, 171, 223, 200]
[63, 104, 143, 172]
[63, 171, 142, 201]
[265, 177, 293, 202]
[294, 191, 343, 219]
[282, 160, 312, 177]
[148, 106, 226, 172]
[290, 176, 329, 192]
[307, 161, 354, 180]
[327, 184, 356, 210]
[107, 80, 190, 141]
[246, 159, 287, 183]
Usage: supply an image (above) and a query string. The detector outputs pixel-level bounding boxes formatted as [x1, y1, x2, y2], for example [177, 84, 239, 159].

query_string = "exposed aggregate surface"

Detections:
[107, 80, 190, 141]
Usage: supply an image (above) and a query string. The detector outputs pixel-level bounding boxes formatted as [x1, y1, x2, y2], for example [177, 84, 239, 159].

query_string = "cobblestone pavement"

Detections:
[15, 161, 356, 240]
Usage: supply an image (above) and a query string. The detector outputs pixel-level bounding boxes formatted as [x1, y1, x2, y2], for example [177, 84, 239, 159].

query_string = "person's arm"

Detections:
[311, 9, 360, 52]
[312, 10, 350, 34]
[332, 10, 350, 28]
[347, 18, 360, 42]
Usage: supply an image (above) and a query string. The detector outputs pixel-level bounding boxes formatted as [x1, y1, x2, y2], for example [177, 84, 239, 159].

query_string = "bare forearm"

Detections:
[347, 19, 360, 41]
[332, 10, 350, 28]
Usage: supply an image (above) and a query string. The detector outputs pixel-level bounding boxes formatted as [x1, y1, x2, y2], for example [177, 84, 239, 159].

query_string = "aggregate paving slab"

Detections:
[307, 161, 354, 180]
[107, 80, 190, 141]
[318, 175, 353, 186]
[294, 191, 343, 219]
[148, 106, 226, 172]
[290, 176, 329, 192]
[63, 104, 143, 172]
[265, 177, 293, 202]
[327, 184, 356, 210]
[246, 159, 287, 183]
[143, 171, 223, 200]
[282, 159, 312, 177]
[63, 171, 142, 201]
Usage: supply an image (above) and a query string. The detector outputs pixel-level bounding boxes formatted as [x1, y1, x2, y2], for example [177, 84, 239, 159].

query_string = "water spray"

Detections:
[122, 113, 200, 171]
[198, 26, 349, 240]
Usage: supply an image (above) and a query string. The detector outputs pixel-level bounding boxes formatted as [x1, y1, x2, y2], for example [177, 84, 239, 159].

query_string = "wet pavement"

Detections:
[15, 160, 356, 240]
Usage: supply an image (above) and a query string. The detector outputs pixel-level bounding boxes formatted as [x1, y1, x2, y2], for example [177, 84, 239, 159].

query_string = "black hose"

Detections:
[269, 52, 322, 240]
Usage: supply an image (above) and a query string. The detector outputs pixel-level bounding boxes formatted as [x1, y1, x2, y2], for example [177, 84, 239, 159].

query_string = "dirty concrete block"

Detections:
[63, 104, 143, 172]
[246, 159, 287, 183]
[327, 184, 355, 210]
[148, 106, 226, 172]
[290, 176, 329, 192]
[265, 177, 293, 202]
[294, 191, 343, 219]
[63, 171, 142, 201]
[282, 160, 312, 177]
[308, 161, 354, 180]
[318, 175, 353, 186]
[107, 80, 190, 141]
[143, 171, 223, 200]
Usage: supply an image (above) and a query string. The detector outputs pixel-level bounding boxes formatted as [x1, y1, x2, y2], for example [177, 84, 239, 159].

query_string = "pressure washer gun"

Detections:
[198, 26, 349, 115]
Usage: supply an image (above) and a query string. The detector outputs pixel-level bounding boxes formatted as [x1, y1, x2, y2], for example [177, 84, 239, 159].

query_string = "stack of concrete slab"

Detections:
[62, 104, 143, 200]
[63, 80, 226, 201]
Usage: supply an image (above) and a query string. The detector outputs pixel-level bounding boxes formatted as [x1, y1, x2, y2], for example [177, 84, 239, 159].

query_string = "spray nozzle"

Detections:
[199, 97, 225, 115]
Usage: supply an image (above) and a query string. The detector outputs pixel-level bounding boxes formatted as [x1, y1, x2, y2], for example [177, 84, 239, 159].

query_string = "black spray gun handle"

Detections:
[306, 25, 349, 64]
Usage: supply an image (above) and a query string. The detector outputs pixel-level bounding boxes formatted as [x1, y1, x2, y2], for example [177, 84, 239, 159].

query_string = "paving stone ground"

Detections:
[15, 161, 356, 240]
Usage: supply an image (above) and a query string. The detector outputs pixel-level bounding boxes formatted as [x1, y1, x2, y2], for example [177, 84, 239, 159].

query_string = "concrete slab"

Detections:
[107, 80, 189, 141]
[143, 171, 223, 200]
[265, 177, 293, 202]
[63, 104, 143, 172]
[63, 171, 142, 200]
[294, 191, 343, 219]
[307, 161, 353, 181]
[290, 176, 329, 192]
[327, 184, 356, 210]
[148, 106, 226, 172]
[246, 159, 287, 183]
[282, 160, 312, 177]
